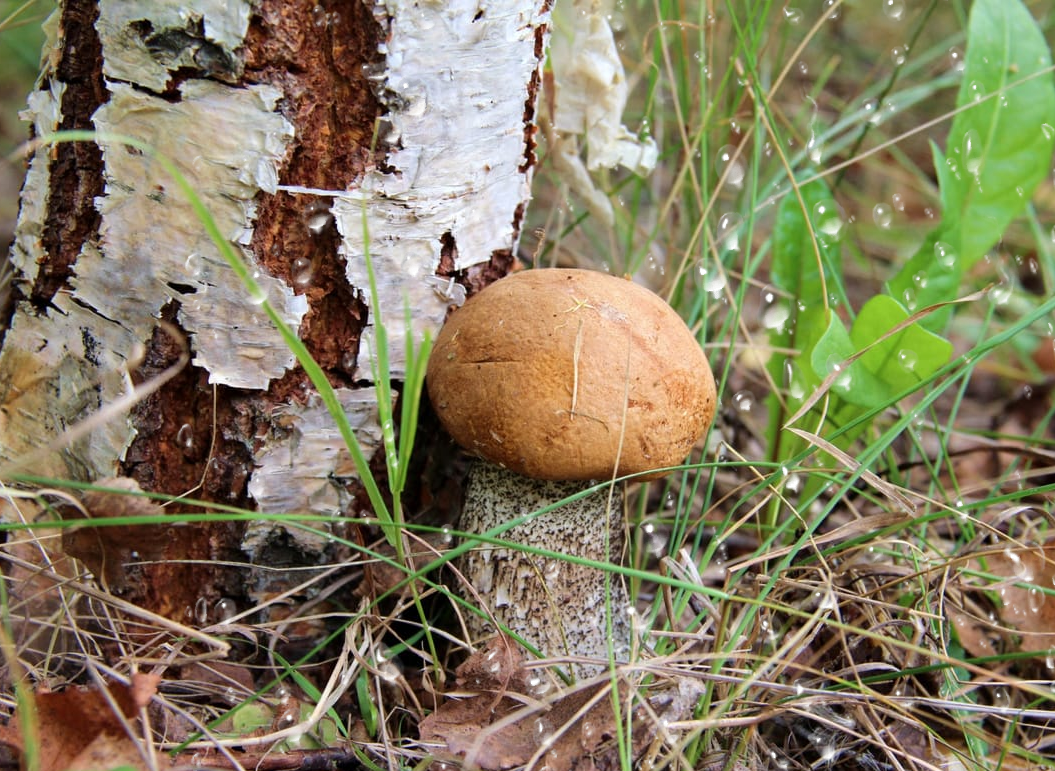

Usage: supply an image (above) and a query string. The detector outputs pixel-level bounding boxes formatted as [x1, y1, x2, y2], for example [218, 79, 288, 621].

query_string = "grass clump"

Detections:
[2, 1, 1055, 770]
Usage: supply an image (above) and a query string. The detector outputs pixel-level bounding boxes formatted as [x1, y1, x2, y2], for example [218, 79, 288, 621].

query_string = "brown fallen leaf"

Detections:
[0, 497, 79, 672]
[61, 477, 169, 591]
[962, 544, 1055, 653]
[419, 636, 646, 771]
[0, 675, 165, 771]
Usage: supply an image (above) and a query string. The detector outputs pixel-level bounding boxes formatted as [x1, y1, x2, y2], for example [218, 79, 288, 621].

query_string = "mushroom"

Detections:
[427, 269, 716, 677]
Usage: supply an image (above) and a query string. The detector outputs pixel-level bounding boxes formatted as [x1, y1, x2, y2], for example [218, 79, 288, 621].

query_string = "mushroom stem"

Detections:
[456, 463, 631, 679]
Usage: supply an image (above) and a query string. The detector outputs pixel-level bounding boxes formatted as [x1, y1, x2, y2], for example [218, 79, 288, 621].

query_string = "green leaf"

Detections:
[851, 295, 954, 396]
[809, 298, 953, 415]
[943, 0, 1055, 266]
[810, 314, 887, 411]
[889, 0, 1055, 321]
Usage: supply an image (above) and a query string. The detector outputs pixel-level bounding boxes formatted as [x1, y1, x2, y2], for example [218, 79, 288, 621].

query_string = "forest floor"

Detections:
[3, 2, 1055, 771]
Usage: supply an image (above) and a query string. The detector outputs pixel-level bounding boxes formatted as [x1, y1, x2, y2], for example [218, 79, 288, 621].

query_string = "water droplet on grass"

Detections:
[989, 266, 1013, 306]
[872, 203, 892, 228]
[716, 145, 745, 189]
[717, 211, 743, 251]
[948, 47, 965, 73]
[882, 0, 904, 20]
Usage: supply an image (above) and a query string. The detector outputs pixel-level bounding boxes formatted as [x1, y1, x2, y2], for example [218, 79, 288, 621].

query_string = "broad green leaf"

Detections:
[851, 295, 954, 396]
[810, 314, 889, 411]
[889, 0, 1055, 324]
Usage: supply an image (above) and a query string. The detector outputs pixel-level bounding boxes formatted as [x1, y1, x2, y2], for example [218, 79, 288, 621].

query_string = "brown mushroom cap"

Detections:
[427, 269, 717, 481]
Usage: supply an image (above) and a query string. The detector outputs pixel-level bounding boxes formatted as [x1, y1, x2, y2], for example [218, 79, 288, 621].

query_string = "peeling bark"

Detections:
[1, 0, 549, 628]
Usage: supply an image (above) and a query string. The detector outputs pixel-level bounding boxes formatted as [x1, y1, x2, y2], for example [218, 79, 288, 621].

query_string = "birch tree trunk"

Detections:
[1, 0, 548, 626]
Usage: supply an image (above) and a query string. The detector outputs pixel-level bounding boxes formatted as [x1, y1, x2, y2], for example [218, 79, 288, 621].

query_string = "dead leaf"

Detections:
[419, 636, 643, 771]
[0, 678, 164, 771]
[0, 497, 79, 673]
[963, 544, 1055, 653]
[62, 477, 169, 591]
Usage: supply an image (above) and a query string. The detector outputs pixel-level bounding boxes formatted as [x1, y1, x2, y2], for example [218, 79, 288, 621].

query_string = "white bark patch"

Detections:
[546, 0, 657, 227]
[9, 79, 65, 286]
[550, 0, 657, 175]
[97, 0, 251, 92]
[0, 73, 298, 477]
[244, 389, 384, 557]
[335, 0, 550, 376]
[87, 80, 304, 390]
[0, 263, 145, 480]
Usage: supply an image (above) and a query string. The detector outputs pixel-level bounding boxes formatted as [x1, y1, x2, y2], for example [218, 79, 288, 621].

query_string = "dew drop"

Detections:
[988, 266, 1013, 306]
[782, 6, 803, 24]
[184, 252, 202, 278]
[891, 45, 908, 66]
[948, 46, 965, 73]
[1043, 123, 1055, 141]
[697, 264, 727, 294]
[992, 686, 1010, 709]
[716, 211, 743, 252]
[732, 390, 754, 413]
[872, 203, 892, 228]
[215, 597, 237, 622]
[784, 360, 805, 400]
[962, 128, 982, 176]
[291, 257, 313, 290]
[176, 423, 195, 456]
[306, 210, 333, 235]
[582, 719, 599, 743]
[826, 356, 852, 392]
[762, 287, 790, 331]
[1029, 586, 1045, 614]
[968, 80, 985, 102]
[716, 145, 745, 189]
[882, 0, 904, 20]
[891, 193, 905, 212]
[194, 596, 209, 626]
[823, 0, 839, 20]
[933, 241, 956, 268]
[812, 200, 844, 242]
[897, 349, 918, 372]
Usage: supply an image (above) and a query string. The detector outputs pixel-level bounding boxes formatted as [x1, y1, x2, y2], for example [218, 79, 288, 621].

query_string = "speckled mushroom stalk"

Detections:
[457, 463, 631, 678]
[427, 269, 716, 679]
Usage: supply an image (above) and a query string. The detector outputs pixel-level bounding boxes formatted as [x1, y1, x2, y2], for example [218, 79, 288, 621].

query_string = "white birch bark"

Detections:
[0, 0, 550, 533]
